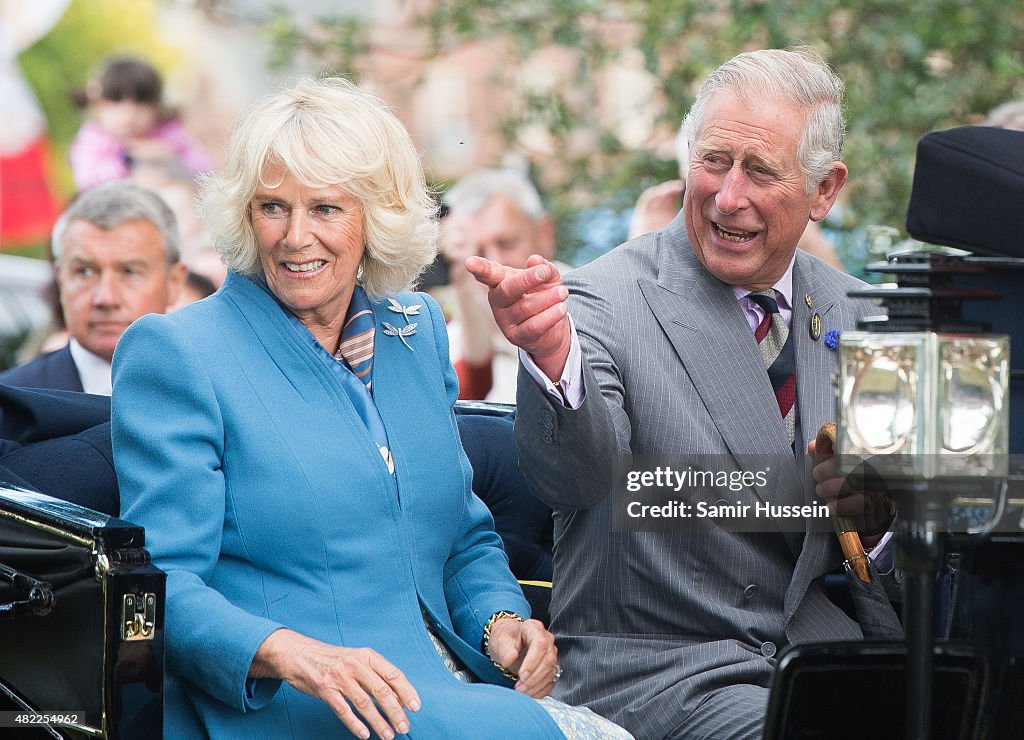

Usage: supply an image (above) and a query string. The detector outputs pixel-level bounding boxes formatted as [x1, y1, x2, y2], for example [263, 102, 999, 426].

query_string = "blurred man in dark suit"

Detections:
[0, 181, 186, 394]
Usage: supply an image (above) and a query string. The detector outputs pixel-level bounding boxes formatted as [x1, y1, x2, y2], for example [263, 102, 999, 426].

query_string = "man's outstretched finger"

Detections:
[464, 255, 507, 289]
[489, 263, 560, 309]
[501, 283, 569, 327]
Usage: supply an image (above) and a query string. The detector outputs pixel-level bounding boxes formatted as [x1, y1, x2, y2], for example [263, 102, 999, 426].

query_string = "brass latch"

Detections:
[122, 592, 156, 641]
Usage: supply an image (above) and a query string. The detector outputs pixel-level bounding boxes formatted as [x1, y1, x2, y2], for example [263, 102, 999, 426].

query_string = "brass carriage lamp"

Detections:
[826, 124, 1024, 740]
[834, 327, 1010, 740]
[836, 331, 1010, 479]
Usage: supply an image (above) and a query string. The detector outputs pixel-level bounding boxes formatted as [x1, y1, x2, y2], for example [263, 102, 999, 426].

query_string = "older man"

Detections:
[442, 168, 559, 402]
[628, 123, 846, 271]
[469, 48, 892, 738]
[0, 181, 186, 394]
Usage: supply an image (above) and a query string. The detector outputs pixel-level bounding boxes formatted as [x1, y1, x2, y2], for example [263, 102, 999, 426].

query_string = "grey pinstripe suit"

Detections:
[515, 214, 878, 739]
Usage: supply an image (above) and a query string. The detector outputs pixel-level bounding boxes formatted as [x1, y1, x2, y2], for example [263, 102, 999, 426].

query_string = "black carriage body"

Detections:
[0, 485, 164, 738]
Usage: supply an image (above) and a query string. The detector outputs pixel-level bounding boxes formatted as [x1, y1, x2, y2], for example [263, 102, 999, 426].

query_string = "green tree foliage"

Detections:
[265, 1, 1024, 268]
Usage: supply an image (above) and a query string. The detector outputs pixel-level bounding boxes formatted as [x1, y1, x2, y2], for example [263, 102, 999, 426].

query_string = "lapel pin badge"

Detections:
[809, 312, 822, 341]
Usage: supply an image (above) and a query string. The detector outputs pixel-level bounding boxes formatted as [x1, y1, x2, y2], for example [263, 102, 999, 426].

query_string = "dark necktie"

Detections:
[748, 290, 796, 444]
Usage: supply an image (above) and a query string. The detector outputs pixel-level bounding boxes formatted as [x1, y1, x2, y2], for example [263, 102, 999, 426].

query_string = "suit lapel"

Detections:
[641, 241, 794, 459]
[55, 346, 85, 392]
[791, 255, 844, 456]
[630, 238, 857, 623]
[786, 255, 856, 617]
[637, 232, 802, 510]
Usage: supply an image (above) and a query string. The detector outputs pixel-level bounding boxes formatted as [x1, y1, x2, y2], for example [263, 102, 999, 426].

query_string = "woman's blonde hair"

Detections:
[201, 76, 438, 300]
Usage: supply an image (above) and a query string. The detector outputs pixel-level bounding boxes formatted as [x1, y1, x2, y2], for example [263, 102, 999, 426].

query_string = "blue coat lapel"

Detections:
[221, 272, 399, 491]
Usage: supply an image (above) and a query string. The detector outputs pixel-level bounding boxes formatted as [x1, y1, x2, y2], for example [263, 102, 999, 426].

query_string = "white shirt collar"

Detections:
[68, 338, 112, 396]
[730, 251, 797, 308]
[731, 251, 797, 329]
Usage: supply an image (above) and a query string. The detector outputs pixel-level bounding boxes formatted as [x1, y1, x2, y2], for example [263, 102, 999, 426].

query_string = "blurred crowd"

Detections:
[2, 50, 1022, 396]
[3, 55, 224, 377]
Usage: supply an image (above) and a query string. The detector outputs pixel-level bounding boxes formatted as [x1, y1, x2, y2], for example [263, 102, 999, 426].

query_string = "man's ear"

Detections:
[165, 261, 189, 310]
[809, 162, 849, 223]
[535, 216, 556, 260]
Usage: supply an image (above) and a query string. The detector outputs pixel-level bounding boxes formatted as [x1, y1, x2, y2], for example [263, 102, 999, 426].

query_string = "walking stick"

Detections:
[814, 422, 871, 583]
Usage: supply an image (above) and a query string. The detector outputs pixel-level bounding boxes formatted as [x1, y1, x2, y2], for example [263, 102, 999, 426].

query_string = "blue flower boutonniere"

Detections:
[824, 329, 841, 350]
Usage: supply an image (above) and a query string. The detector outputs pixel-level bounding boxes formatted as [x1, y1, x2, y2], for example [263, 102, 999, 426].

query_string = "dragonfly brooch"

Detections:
[382, 321, 417, 351]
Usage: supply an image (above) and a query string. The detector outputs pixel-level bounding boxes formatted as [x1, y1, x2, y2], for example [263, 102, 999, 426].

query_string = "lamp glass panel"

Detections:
[937, 335, 1009, 475]
[838, 333, 926, 461]
[838, 332, 1009, 479]
[848, 355, 915, 452]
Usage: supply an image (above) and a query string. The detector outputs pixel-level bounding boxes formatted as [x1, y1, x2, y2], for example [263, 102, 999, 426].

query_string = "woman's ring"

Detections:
[554, 664, 563, 682]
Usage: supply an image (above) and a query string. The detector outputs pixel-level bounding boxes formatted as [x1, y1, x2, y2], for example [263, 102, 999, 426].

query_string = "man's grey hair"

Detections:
[675, 124, 690, 180]
[444, 168, 546, 221]
[680, 46, 846, 193]
[985, 100, 1024, 131]
[52, 181, 181, 263]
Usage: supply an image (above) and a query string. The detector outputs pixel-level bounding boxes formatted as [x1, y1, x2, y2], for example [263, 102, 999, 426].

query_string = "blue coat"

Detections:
[112, 271, 562, 738]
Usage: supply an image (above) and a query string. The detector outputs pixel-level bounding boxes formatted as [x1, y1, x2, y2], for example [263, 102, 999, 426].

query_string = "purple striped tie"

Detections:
[748, 290, 795, 444]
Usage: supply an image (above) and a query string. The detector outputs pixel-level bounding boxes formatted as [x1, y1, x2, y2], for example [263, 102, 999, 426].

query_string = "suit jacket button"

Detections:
[760, 641, 777, 658]
[542, 432, 553, 444]
[743, 584, 757, 599]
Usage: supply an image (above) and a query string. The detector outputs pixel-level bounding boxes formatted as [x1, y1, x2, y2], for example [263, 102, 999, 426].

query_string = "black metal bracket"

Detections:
[0, 562, 55, 620]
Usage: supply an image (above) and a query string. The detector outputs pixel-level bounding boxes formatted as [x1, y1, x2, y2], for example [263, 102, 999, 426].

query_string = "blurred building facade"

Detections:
[169, 0, 668, 187]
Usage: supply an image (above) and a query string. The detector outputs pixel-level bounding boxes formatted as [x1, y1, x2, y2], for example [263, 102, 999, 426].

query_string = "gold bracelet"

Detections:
[482, 610, 524, 681]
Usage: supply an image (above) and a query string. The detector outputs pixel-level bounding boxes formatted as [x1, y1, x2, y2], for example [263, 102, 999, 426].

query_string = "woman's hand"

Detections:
[486, 617, 559, 698]
[251, 629, 420, 740]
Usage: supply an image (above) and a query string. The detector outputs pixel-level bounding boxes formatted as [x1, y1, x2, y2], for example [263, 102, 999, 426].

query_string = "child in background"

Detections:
[69, 57, 213, 191]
